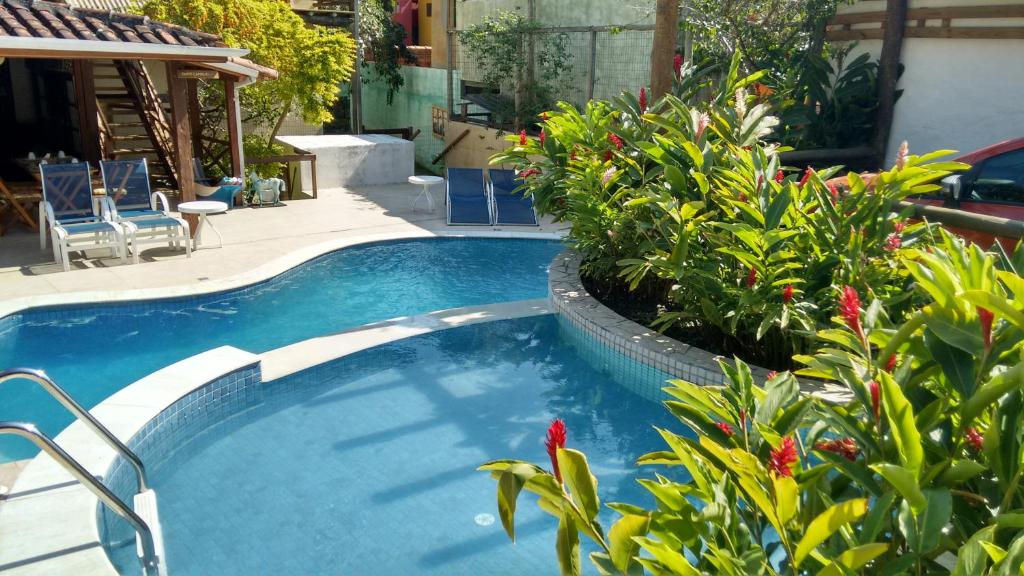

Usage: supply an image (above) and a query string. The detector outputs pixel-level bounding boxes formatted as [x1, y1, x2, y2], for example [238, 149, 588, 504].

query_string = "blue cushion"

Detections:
[495, 196, 537, 225]
[449, 196, 491, 224]
[129, 217, 185, 230]
[119, 209, 164, 219]
[59, 221, 115, 234]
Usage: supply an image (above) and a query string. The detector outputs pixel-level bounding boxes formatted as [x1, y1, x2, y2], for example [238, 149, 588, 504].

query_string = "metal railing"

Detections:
[0, 368, 149, 491]
[0, 422, 161, 576]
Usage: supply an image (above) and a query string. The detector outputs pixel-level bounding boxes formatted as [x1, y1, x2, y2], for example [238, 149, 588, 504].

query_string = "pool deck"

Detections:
[0, 183, 567, 304]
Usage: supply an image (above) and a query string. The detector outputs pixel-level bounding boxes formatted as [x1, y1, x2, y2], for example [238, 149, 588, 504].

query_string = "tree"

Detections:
[650, 0, 679, 99]
[140, 0, 356, 141]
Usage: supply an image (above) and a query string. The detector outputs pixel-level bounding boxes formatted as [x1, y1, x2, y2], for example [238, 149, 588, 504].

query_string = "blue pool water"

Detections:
[0, 238, 563, 461]
[101, 316, 679, 575]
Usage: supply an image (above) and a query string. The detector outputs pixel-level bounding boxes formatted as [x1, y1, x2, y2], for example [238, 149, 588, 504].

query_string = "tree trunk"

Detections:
[650, 0, 680, 99]
[872, 0, 908, 167]
[269, 96, 294, 143]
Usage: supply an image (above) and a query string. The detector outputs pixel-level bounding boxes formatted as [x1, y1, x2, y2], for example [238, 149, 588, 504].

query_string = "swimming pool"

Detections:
[0, 238, 563, 462]
[99, 315, 678, 575]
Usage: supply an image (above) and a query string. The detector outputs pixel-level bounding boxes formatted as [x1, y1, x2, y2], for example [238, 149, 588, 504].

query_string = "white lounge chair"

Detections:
[39, 161, 126, 272]
[100, 158, 191, 264]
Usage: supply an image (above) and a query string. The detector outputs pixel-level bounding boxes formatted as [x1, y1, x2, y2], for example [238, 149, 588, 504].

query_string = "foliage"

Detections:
[482, 231, 1024, 575]
[359, 0, 416, 105]
[772, 46, 893, 149]
[139, 0, 356, 130]
[458, 11, 573, 130]
[492, 57, 964, 368]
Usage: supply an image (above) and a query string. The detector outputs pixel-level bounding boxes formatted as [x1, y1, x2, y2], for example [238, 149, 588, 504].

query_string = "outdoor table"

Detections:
[408, 175, 444, 212]
[178, 200, 227, 249]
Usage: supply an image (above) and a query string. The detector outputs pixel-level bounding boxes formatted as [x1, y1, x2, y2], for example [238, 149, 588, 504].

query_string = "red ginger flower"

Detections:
[545, 419, 567, 483]
[885, 233, 902, 251]
[828, 182, 840, 203]
[885, 354, 898, 373]
[767, 371, 779, 379]
[519, 130, 527, 146]
[639, 87, 647, 112]
[869, 380, 881, 420]
[799, 167, 814, 187]
[783, 284, 794, 303]
[673, 53, 683, 78]
[695, 113, 710, 139]
[775, 169, 785, 183]
[608, 133, 623, 150]
[816, 438, 860, 461]
[541, 112, 549, 121]
[715, 421, 734, 437]
[893, 220, 906, 233]
[539, 130, 546, 146]
[604, 150, 613, 162]
[839, 285, 864, 340]
[768, 436, 799, 477]
[978, 307, 994, 350]
[746, 266, 757, 288]
[965, 427, 984, 452]
[520, 168, 541, 179]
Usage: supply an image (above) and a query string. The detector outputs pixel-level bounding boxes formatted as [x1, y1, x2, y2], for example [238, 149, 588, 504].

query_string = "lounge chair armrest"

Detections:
[42, 201, 56, 227]
[100, 196, 117, 221]
[151, 191, 171, 213]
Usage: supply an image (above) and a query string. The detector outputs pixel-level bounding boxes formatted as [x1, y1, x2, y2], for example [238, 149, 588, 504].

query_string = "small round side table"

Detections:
[178, 200, 228, 249]
[408, 175, 444, 212]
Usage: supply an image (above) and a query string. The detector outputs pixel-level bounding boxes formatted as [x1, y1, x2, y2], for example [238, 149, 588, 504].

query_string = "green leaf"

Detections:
[939, 459, 987, 486]
[817, 543, 888, 576]
[556, 510, 582, 576]
[860, 491, 897, 544]
[962, 362, 1024, 424]
[774, 475, 799, 526]
[557, 448, 601, 522]
[816, 449, 883, 497]
[872, 464, 928, 513]
[924, 328, 977, 398]
[900, 489, 952, 555]
[962, 289, 1024, 330]
[879, 372, 924, 478]
[794, 498, 869, 567]
[492, 462, 545, 541]
[952, 526, 996, 576]
[635, 537, 701, 576]
[608, 514, 651, 573]
[922, 307, 984, 356]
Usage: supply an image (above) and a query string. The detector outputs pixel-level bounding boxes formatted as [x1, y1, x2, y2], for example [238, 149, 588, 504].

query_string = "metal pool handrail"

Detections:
[0, 422, 162, 576]
[0, 367, 149, 492]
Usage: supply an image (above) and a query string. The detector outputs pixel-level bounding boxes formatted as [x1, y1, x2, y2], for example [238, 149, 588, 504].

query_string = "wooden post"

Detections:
[186, 79, 203, 160]
[72, 61, 101, 163]
[166, 62, 197, 228]
[224, 77, 244, 178]
[873, 0, 908, 166]
[650, 0, 680, 99]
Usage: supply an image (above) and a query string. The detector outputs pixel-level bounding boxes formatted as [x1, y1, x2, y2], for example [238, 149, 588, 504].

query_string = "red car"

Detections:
[911, 138, 1024, 250]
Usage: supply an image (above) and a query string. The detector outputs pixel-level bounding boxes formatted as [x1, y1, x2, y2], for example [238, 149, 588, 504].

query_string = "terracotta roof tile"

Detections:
[0, 0, 226, 47]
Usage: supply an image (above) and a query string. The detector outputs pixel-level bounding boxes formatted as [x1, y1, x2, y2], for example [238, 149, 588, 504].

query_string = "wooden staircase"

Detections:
[93, 60, 179, 190]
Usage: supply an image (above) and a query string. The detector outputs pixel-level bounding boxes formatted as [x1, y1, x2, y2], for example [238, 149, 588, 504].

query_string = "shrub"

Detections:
[492, 60, 964, 368]
[481, 231, 1024, 575]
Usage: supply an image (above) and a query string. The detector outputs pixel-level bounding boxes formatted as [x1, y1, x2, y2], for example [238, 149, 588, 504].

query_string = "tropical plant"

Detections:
[360, 0, 416, 105]
[481, 231, 1024, 575]
[492, 58, 963, 368]
[139, 0, 356, 139]
[457, 11, 573, 130]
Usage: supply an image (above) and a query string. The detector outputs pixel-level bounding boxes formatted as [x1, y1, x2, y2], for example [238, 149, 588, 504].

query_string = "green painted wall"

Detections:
[361, 66, 458, 174]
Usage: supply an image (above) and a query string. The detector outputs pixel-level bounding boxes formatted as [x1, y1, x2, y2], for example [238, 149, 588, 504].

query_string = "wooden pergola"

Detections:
[0, 0, 276, 211]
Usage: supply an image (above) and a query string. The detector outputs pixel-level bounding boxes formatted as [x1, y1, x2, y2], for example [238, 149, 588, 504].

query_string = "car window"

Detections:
[966, 148, 1024, 203]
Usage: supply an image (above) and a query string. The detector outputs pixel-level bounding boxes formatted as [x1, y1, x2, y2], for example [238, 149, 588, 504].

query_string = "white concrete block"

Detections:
[276, 134, 415, 189]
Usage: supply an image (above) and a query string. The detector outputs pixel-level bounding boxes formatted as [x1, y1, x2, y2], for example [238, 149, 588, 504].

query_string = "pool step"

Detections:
[134, 489, 168, 576]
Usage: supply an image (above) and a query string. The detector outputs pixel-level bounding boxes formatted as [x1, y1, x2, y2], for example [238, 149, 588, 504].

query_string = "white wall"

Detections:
[836, 0, 1024, 164]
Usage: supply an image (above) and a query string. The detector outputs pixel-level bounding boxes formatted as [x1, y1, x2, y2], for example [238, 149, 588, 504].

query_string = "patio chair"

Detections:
[446, 168, 492, 225]
[39, 161, 126, 272]
[193, 158, 243, 207]
[488, 169, 538, 226]
[100, 158, 191, 264]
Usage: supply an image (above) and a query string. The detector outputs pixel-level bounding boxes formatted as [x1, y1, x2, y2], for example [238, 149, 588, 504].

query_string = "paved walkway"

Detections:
[0, 183, 566, 303]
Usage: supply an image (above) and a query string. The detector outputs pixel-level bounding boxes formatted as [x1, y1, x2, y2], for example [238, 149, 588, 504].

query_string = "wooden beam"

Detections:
[186, 79, 203, 160]
[831, 5, 1024, 26]
[166, 62, 197, 213]
[828, 25, 1024, 42]
[0, 48, 228, 62]
[224, 77, 244, 178]
[872, 0, 908, 165]
[72, 60, 101, 163]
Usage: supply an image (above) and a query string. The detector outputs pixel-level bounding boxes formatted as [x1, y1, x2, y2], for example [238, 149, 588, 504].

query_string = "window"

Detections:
[966, 148, 1024, 204]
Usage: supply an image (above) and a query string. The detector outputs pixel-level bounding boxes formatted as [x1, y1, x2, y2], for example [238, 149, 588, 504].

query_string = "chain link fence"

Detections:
[448, 25, 653, 131]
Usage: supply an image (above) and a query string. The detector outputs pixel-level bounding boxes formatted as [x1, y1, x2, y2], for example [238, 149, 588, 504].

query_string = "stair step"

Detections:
[107, 122, 146, 128]
[112, 134, 152, 141]
[112, 148, 158, 155]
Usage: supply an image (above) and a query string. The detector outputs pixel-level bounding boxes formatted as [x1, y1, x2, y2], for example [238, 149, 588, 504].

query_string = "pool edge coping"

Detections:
[0, 298, 555, 575]
[0, 229, 566, 320]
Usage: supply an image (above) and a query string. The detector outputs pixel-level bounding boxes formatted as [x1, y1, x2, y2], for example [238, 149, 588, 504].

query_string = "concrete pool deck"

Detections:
[0, 182, 567, 304]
